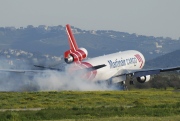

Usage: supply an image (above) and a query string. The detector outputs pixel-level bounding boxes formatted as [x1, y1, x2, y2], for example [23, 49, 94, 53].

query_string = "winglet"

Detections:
[66, 24, 78, 51]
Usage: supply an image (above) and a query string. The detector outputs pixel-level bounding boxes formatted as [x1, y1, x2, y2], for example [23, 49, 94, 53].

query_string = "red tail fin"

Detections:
[66, 24, 78, 51]
[64, 24, 88, 64]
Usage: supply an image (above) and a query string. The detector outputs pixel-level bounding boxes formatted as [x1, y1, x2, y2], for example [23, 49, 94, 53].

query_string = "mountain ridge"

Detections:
[146, 49, 180, 68]
[0, 25, 180, 61]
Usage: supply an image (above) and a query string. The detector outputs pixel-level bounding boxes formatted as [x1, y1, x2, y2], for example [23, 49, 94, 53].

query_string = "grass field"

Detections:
[0, 89, 180, 120]
[46, 116, 180, 121]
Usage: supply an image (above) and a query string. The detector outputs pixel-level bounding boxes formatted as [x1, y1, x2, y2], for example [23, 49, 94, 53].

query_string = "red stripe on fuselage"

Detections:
[134, 54, 144, 68]
[135, 54, 142, 62]
[68, 62, 97, 80]
[81, 62, 97, 80]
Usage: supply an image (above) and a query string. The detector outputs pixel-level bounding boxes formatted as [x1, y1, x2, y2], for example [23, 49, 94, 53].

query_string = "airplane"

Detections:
[1, 24, 180, 89]
[61, 24, 180, 88]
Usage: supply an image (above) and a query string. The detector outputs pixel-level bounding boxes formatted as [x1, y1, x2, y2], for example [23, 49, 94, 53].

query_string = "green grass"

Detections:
[43, 115, 180, 121]
[0, 89, 180, 120]
[0, 89, 179, 109]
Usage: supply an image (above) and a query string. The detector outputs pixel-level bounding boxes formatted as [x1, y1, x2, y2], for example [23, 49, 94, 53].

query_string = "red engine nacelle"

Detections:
[64, 47, 88, 64]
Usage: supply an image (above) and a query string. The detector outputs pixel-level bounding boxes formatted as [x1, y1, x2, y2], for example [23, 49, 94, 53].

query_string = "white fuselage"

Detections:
[83, 50, 145, 82]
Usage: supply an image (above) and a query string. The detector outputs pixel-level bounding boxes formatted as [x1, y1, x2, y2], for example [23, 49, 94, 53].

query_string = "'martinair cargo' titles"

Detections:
[108, 57, 137, 69]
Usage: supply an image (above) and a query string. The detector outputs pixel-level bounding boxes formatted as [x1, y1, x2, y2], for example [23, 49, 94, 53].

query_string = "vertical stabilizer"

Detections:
[64, 24, 88, 64]
[66, 24, 78, 51]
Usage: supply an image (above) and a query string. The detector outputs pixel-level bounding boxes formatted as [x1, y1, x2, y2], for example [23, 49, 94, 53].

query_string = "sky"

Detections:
[0, 0, 180, 39]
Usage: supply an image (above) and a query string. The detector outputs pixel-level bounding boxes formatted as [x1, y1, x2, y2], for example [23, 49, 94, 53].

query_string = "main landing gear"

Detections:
[123, 76, 134, 90]
[129, 74, 134, 85]
[121, 81, 128, 91]
[107, 75, 135, 90]
[129, 80, 134, 85]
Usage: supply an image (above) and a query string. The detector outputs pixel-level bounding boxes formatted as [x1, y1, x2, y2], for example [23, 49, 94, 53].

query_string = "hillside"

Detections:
[0, 25, 180, 60]
[146, 49, 180, 68]
[0, 49, 62, 70]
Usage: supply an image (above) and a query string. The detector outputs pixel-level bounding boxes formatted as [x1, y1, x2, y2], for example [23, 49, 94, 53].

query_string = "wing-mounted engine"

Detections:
[64, 48, 88, 64]
[136, 75, 151, 83]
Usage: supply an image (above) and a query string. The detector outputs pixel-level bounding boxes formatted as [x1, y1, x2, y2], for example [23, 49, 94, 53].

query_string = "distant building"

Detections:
[155, 42, 162, 48]
[90, 30, 97, 34]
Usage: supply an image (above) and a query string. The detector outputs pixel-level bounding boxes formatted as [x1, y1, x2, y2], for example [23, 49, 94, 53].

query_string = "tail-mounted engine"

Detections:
[64, 47, 88, 64]
[64, 24, 88, 64]
[137, 75, 151, 83]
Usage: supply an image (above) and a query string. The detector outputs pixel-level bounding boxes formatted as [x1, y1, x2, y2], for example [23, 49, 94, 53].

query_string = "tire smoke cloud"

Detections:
[0, 57, 119, 92]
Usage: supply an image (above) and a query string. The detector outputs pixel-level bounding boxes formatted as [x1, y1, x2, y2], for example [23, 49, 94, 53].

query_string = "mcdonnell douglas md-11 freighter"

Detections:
[62, 24, 180, 88]
[1, 24, 180, 89]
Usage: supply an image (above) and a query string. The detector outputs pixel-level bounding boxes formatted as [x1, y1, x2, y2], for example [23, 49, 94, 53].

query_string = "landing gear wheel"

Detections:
[121, 81, 128, 90]
[130, 80, 134, 85]
[123, 85, 128, 91]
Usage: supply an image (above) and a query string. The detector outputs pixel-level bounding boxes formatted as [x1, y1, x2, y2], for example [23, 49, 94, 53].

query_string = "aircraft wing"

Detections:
[34, 64, 106, 72]
[0, 69, 47, 73]
[113, 66, 180, 78]
[34, 65, 63, 71]
[0, 64, 106, 73]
